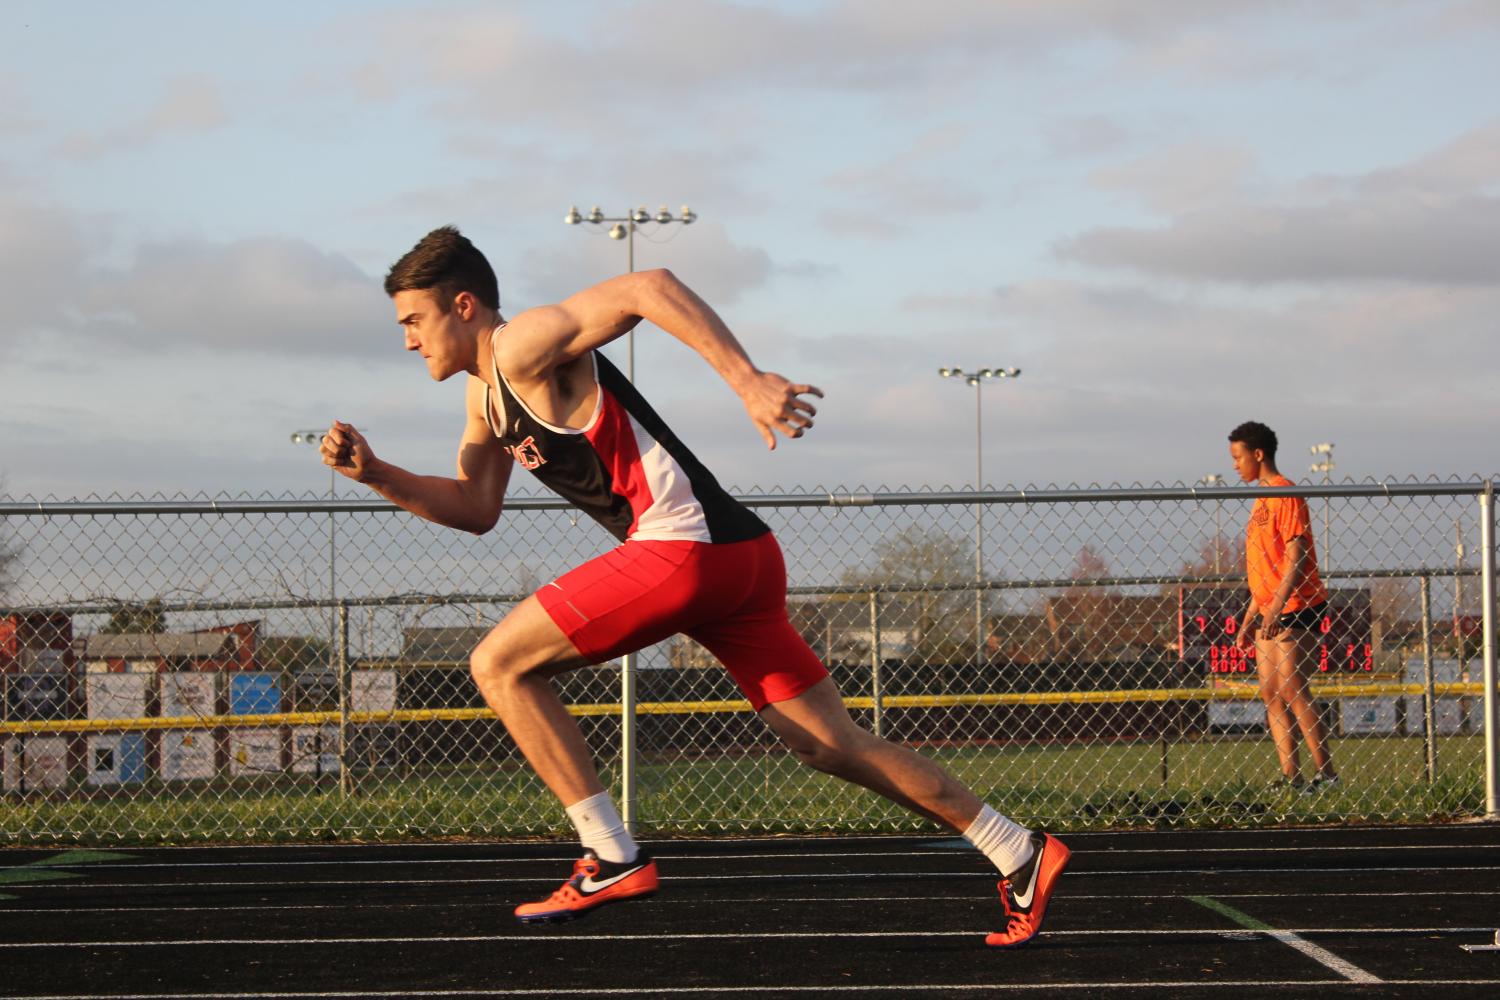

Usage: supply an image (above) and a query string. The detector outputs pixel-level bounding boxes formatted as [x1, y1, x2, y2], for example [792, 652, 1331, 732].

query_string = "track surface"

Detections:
[3, 824, 1499, 998]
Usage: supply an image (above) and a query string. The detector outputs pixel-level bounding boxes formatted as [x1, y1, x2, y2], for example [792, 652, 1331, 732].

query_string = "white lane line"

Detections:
[52, 842, 1500, 870]
[1189, 896, 1381, 984]
[10, 863, 1498, 892]
[7, 982, 1500, 999]
[0, 927, 1490, 948]
[4, 889, 1499, 916]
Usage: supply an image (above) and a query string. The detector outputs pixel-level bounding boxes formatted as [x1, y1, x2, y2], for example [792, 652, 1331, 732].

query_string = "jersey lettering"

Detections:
[509, 435, 547, 470]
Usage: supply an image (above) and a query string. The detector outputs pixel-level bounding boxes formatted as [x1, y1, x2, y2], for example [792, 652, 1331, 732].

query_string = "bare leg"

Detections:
[1279, 631, 1336, 778]
[1256, 636, 1301, 781]
[758, 677, 983, 831]
[468, 595, 603, 806]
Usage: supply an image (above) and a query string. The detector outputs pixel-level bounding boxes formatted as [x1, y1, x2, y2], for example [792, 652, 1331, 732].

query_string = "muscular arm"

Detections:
[1262, 535, 1311, 622]
[321, 378, 513, 535]
[498, 269, 823, 449]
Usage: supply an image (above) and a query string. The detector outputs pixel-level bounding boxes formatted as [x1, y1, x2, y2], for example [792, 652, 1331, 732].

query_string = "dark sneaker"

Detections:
[1271, 776, 1305, 792]
[986, 831, 1070, 948]
[1302, 774, 1340, 795]
[514, 848, 658, 925]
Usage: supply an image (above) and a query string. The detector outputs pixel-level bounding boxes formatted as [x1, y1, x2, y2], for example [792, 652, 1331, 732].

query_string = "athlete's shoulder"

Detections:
[493, 304, 572, 377]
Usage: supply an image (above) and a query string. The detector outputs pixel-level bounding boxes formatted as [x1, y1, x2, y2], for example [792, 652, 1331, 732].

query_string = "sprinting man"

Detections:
[1229, 421, 1339, 792]
[320, 226, 1067, 947]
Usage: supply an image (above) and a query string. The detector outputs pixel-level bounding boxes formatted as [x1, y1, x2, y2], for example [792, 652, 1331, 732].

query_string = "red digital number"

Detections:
[1318, 645, 1330, 672]
[1209, 645, 1251, 674]
[1319, 615, 1332, 635]
[1224, 615, 1237, 636]
[1195, 615, 1208, 633]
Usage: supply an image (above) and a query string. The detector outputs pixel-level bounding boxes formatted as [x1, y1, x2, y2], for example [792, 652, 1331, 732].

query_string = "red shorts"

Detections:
[536, 531, 829, 711]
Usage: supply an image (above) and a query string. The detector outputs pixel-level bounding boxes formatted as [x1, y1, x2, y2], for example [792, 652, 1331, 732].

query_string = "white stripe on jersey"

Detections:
[625, 411, 712, 542]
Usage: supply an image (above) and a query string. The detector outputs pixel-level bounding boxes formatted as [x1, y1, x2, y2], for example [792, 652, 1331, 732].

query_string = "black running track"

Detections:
[3, 824, 1499, 999]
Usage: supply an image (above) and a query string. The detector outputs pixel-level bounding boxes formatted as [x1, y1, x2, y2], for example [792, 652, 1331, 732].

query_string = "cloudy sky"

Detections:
[2, 0, 1497, 502]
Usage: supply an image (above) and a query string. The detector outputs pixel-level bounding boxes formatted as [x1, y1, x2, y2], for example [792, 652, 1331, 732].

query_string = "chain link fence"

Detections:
[2, 481, 1496, 844]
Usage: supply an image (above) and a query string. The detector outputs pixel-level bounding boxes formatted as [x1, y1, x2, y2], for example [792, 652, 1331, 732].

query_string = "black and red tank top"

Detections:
[481, 326, 768, 544]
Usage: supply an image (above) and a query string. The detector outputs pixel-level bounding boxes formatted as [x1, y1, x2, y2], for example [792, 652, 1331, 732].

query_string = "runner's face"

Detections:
[1229, 441, 1263, 482]
[393, 289, 469, 381]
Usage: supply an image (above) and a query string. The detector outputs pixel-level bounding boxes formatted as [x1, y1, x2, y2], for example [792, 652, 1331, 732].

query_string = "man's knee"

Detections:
[783, 724, 871, 776]
[791, 738, 852, 775]
[469, 636, 540, 692]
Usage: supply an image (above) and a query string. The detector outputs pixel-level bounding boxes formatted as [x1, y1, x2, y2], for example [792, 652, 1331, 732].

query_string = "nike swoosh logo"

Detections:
[1011, 843, 1044, 910]
[578, 863, 646, 894]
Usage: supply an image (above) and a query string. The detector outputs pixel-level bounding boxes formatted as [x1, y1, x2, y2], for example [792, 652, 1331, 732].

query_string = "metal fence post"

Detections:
[620, 651, 637, 834]
[869, 591, 884, 739]
[337, 600, 351, 799]
[1419, 575, 1435, 783]
[1480, 482, 1497, 819]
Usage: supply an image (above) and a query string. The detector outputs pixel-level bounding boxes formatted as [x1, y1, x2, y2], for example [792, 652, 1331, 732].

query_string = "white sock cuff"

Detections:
[564, 791, 638, 864]
[962, 804, 1034, 876]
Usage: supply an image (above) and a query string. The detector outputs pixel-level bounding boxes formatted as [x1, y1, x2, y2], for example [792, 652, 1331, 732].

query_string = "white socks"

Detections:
[963, 804, 1035, 877]
[564, 791, 638, 864]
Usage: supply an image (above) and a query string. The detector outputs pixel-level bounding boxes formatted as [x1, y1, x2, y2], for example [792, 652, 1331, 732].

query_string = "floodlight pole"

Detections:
[563, 204, 697, 834]
[291, 430, 340, 706]
[1310, 443, 1335, 570]
[1201, 474, 1226, 577]
[1480, 480, 1497, 819]
[564, 204, 698, 383]
[938, 366, 1021, 666]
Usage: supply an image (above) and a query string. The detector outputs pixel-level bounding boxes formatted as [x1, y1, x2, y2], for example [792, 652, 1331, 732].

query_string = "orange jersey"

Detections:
[1245, 475, 1327, 612]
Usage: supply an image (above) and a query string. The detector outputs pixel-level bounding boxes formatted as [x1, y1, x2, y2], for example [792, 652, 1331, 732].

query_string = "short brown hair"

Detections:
[383, 225, 500, 312]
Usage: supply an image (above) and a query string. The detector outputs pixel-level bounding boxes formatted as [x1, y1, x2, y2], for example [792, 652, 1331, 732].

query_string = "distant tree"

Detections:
[1056, 544, 1117, 660]
[1369, 577, 1417, 634]
[258, 635, 332, 673]
[0, 533, 18, 599]
[1070, 544, 1110, 582]
[102, 599, 168, 635]
[841, 526, 977, 664]
[1179, 533, 1246, 587]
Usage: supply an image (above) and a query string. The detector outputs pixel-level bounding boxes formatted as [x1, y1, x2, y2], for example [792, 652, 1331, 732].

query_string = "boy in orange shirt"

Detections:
[1229, 421, 1339, 791]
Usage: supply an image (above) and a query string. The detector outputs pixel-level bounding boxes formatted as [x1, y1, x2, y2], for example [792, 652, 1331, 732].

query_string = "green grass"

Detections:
[2, 735, 1486, 846]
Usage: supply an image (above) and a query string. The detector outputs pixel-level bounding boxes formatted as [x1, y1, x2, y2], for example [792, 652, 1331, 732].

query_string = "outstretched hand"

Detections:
[741, 371, 824, 450]
[320, 421, 375, 482]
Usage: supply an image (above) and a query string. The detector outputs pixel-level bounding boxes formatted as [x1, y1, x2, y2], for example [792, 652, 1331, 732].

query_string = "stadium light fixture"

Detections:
[564, 202, 699, 383]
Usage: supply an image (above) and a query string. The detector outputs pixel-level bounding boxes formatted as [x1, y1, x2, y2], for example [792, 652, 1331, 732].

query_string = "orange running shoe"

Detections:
[985, 831, 1070, 948]
[514, 848, 659, 925]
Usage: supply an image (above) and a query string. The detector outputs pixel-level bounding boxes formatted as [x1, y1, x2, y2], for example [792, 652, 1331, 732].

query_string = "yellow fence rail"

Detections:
[3, 682, 1486, 736]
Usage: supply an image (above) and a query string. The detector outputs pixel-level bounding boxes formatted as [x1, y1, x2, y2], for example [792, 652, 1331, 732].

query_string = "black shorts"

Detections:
[1277, 602, 1327, 632]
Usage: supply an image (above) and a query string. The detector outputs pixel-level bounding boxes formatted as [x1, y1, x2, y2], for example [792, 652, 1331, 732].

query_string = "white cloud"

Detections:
[1090, 142, 1261, 215]
[1, 188, 390, 360]
[84, 236, 390, 357]
[0, 76, 42, 134]
[514, 221, 774, 311]
[1063, 192, 1500, 286]
[339, 1, 1328, 130]
[1043, 114, 1137, 159]
[820, 125, 982, 224]
[55, 76, 230, 158]
[1060, 124, 1500, 286]
[0, 196, 100, 346]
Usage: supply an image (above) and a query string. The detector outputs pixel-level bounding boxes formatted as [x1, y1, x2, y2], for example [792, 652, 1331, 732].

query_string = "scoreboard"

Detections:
[1179, 587, 1373, 675]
